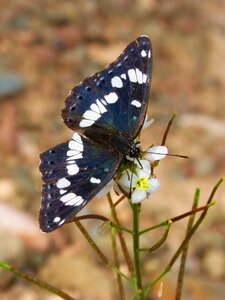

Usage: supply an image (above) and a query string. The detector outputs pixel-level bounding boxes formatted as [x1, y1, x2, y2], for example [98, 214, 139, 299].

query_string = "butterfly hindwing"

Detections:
[39, 133, 123, 232]
[62, 36, 152, 140]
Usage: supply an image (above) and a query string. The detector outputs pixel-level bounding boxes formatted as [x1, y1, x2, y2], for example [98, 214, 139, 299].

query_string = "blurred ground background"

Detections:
[0, 1, 224, 299]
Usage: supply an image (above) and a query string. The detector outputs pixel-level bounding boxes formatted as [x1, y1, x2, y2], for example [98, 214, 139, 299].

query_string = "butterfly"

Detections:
[39, 35, 153, 232]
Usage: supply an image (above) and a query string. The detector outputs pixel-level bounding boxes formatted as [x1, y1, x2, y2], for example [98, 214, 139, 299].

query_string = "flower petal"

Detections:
[119, 172, 138, 188]
[137, 159, 151, 178]
[145, 146, 168, 161]
[147, 178, 160, 193]
[131, 189, 147, 204]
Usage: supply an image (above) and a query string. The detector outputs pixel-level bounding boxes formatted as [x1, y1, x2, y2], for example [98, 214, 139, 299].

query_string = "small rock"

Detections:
[0, 73, 26, 98]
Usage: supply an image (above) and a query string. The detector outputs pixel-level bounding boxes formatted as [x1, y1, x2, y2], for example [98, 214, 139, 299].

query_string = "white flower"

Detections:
[118, 161, 160, 204]
[131, 176, 160, 204]
[145, 146, 168, 161]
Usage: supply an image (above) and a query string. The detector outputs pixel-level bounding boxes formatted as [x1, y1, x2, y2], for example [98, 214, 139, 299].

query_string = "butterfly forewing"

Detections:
[39, 133, 122, 232]
[62, 36, 152, 139]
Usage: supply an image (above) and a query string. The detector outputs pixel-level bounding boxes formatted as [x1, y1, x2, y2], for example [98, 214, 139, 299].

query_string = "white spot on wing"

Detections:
[101, 99, 107, 105]
[90, 177, 101, 184]
[67, 160, 75, 164]
[111, 76, 123, 88]
[59, 189, 67, 195]
[56, 178, 71, 188]
[59, 219, 65, 226]
[105, 92, 118, 104]
[141, 50, 147, 57]
[67, 149, 82, 157]
[65, 196, 84, 206]
[79, 119, 95, 127]
[72, 133, 82, 144]
[53, 217, 61, 223]
[121, 73, 126, 80]
[66, 164, 79, 175]
[90, 103, 100, 114]
[96, 99, 107, 113]
[60, 193, 84, 206]
[66, 153, 83, 160]
[83, 110, 101, 121]
[142, 74, 147, 83]
[131, 100, 142, 108]
[148, 50, 151, 58]
[128, 69, 137, 82]
[69, 140, 83, 152]
[60, 192, 76, 203]
[135, 68, 143, 84]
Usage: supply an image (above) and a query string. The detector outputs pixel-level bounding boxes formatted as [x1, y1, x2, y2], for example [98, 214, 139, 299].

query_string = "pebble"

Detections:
[0, 73, 26, 98]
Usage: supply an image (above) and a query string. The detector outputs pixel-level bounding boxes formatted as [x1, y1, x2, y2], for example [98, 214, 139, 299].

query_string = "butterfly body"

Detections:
[39, 36, 152, 232]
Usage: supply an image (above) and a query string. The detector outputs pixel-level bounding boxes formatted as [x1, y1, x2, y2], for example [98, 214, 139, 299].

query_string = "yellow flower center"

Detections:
[135, 177, 150, 190]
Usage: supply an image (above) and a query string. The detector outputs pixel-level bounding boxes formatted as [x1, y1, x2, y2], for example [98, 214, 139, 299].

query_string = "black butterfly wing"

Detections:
[39, 133, 123, 232]
[62, 36, 152, 140]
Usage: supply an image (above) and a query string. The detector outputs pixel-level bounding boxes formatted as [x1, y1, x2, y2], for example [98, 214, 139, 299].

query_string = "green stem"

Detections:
[0, 262, 75, 300]
[175, 189, 199, 300]
[144, 178, 223, 296]
[140, 203, 214, 235]
[107, 193, 134, 276]
[75, 220, 109, 266]
[111, 227, 125, 300]
[132, 204, 144, 299]
[139, 221, 172, 253]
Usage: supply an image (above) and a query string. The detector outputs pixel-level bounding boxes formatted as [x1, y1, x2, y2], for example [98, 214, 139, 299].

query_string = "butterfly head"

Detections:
[128, 143, 140, 158]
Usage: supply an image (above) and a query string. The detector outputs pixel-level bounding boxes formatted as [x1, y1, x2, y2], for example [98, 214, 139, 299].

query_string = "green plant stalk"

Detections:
[0, 262, 75, 300]
[139, 203, 215, 235]
[75, 221, 130, 283]
[132, 203, 144, 300]
[144, 178, 223, 296]
[111, 226, 125, 300]
[175, 188, 200, 300]
[107, 193, 134, 276]
[139, 221, 172, 253]
[75, 220, 109, 266]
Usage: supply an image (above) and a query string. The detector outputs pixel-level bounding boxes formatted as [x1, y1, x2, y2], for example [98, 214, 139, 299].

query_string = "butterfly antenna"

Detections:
[136, 156, 143, 168]
[146, 150, 189, 159]
[129, 159, 135, 199]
